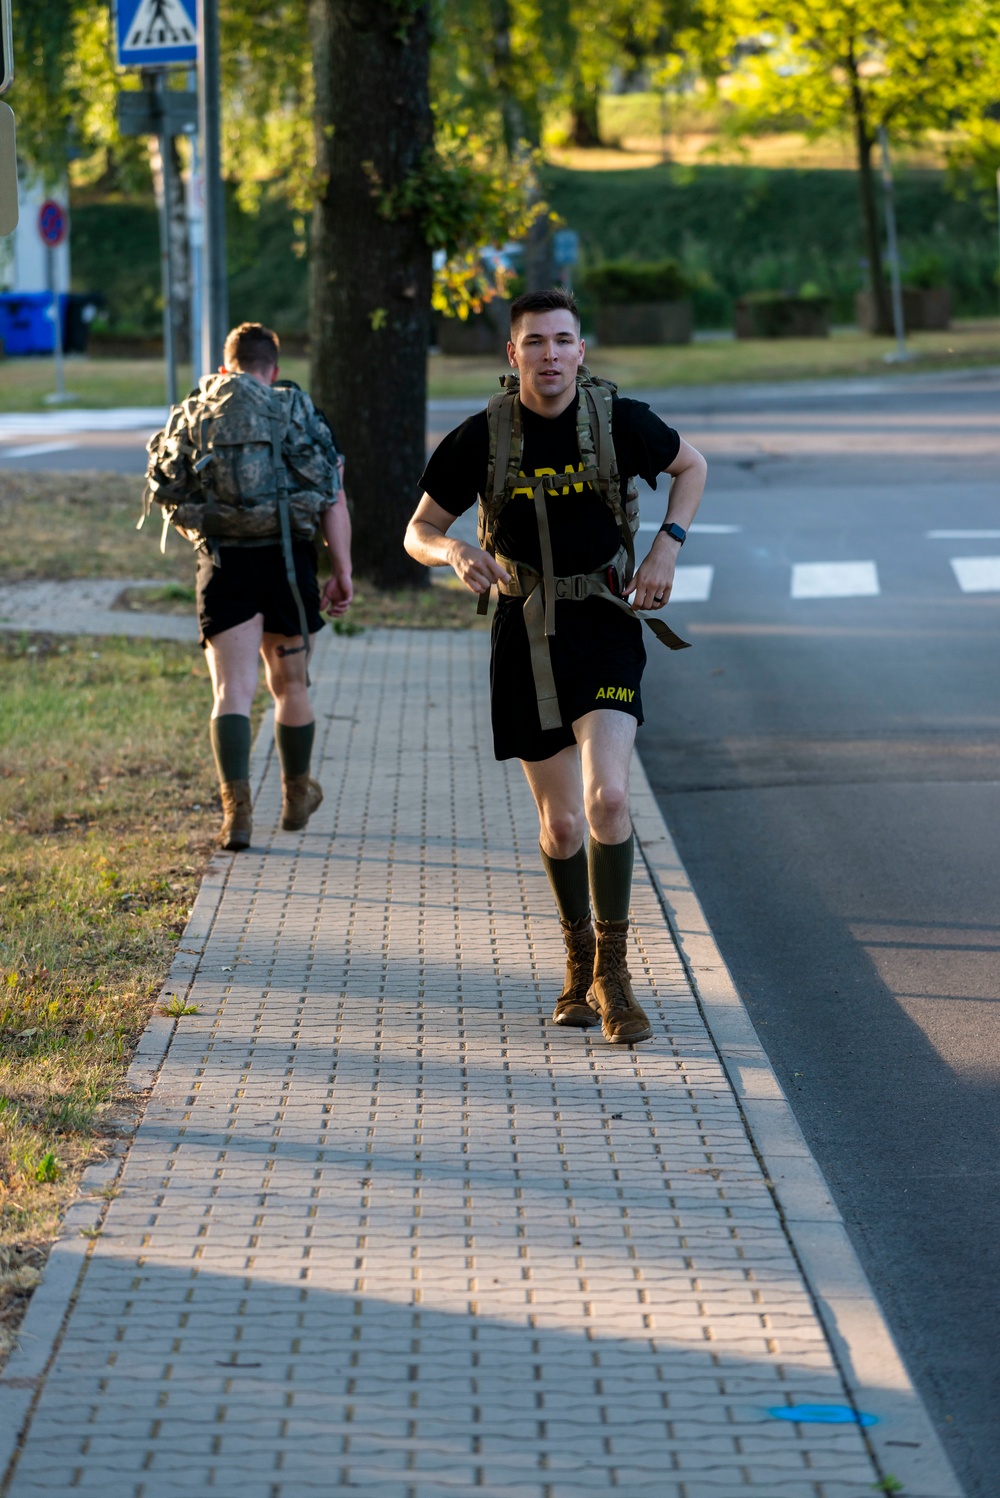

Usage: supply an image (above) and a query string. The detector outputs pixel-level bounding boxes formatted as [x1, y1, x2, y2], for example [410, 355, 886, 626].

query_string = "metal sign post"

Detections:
[878, 126, 909, 364]
[38, 199, 77, 405]
[196, 0, 227, 373]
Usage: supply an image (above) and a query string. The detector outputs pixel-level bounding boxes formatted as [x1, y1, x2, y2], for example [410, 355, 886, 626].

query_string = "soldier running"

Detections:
[144, 322, 353, 851]
[404, 288, 707, 1044]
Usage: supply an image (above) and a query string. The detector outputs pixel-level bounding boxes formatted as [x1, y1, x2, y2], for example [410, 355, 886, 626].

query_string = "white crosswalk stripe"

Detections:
[0, 440, 78, 459]
[950, 556, 1000, 593]
[791, 561, 880, 599]
[670, 565, 714, 602]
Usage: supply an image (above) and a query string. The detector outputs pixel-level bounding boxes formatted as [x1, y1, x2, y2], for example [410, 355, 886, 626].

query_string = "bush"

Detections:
[543, 163, 999, 327]
[580, 259, 692, 304]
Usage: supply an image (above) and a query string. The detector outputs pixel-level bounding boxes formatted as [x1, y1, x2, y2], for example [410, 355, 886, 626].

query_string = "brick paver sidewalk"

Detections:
[0, 631, 956, 1497]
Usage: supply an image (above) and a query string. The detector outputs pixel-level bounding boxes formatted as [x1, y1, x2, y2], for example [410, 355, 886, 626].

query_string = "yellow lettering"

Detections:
[510, 467, 533, 499]
[510, 464, 587, 499]
[596, 687, 606, 700]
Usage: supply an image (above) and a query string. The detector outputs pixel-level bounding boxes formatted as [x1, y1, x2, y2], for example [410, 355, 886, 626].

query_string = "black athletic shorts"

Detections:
[490, 594, 646, 763]
[196, 541, 326, 646]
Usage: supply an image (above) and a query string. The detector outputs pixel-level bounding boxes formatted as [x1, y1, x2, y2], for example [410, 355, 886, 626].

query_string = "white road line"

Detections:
[791, 561, 880, 599]
[950, 556, 1000, 593]
[637, 521, 741, 534]
[670, 565, 714, 602]
[0, 408, 166, 438]
[927, 529, 1000, 539]
[1, 440, 79, 459]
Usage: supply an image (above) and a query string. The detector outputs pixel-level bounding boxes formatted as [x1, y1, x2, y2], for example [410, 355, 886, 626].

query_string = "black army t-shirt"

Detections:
[419, 394, 681, 575]
[419, 392, 682, 762]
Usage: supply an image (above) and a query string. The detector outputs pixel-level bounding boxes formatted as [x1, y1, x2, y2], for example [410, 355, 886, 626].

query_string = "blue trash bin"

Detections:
[0, 292, 66, 355]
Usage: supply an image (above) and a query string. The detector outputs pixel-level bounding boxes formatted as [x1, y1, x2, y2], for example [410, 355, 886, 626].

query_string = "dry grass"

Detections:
[0, 471, 189, 585]
[3, 473, 487, 629]
[0, 632, 266, 1368]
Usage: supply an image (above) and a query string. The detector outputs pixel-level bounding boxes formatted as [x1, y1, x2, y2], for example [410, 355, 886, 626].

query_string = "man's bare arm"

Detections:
[404, 494, 510, 596]
[627, 437, 708, 612]
[319, 496, 353, 616]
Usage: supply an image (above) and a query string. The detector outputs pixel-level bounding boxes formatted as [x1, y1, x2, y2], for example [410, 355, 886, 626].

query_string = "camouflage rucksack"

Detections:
[141, 372, 341, 553]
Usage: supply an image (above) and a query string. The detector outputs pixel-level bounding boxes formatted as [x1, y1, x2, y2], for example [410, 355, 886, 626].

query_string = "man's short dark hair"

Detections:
[509, 288, 580, 336]
[224, 321, 280, 374]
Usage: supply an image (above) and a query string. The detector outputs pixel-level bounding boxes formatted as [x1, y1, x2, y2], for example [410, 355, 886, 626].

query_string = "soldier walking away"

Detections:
[143, 321, 353, 851]
[405, 289, 707, 1044]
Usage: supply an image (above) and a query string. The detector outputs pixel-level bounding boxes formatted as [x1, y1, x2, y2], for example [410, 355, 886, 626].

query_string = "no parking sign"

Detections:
[38, 199, 67, 248]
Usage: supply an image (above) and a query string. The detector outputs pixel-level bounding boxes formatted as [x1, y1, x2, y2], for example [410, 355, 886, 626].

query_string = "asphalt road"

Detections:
[634, 370, 1000, 1498]
[4, 368, 998, 1493]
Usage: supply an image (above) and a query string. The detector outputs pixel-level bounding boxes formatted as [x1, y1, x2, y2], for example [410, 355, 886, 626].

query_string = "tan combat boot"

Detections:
[281, 774, 323, 832]
[217, 779, 252, 851]
[587, 918, 653, 1045]
[551, 916, 601, 1028]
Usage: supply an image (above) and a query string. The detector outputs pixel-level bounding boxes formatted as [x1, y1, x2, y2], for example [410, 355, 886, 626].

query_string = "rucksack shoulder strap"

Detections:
[576, 372, 636, 582]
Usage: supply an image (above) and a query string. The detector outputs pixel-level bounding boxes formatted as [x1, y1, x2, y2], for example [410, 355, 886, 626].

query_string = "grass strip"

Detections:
[0, 633, 265, 1367]
[1, 473, 487, 630]
[0, 471, 187, 585]
[0, 324, 997, 412]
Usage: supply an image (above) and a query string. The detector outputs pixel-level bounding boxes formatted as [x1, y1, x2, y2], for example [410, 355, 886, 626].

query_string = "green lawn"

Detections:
[0, 321, 996, 414]
[0, 634, 248, 1363]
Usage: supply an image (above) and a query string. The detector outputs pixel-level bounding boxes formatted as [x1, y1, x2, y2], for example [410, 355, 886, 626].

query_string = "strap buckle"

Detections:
[554, 575, 589, 602]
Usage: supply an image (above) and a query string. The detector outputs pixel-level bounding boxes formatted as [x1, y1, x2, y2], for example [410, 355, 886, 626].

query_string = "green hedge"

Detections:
[71, 190, 309, 339]
[543, 163, 999, 327]
[579, 258, 692, 303]
[70, 164, 999, 338]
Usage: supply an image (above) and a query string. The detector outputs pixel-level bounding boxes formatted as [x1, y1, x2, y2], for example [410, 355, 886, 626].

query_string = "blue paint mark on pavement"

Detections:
[768, 1404, 879, 1427]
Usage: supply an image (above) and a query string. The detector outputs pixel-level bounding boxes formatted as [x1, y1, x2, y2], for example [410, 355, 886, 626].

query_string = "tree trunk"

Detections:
[309, 0, 433, 589]
[148, 135, 191, 365]
[848, 64, 891, 336]
[569, 82, 601, 148]
[489, 0, 529, 154]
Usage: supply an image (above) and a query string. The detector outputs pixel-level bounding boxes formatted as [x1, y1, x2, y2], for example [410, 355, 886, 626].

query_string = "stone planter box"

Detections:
[734, 296, 830, 339]
[436, 301, 510, 358]
[593, 300, 693, 347]
[855, 286, 951, 333]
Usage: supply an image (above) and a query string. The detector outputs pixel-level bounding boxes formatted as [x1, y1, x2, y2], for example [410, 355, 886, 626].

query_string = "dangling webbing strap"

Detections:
[478, 388, 520, 619]
[498, 469, 691, 733]
[269, 410, 312, 686]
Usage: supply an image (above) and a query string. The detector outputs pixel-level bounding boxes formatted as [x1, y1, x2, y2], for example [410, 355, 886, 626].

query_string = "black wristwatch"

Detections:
[659, 521, 687, 545]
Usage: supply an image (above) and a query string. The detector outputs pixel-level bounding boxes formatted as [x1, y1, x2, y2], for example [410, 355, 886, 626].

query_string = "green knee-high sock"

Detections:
[539, 844, 591, 925]
[589, 834, 634, 924]
[275, 721, 315, 780]
[210, 714, 251, 784]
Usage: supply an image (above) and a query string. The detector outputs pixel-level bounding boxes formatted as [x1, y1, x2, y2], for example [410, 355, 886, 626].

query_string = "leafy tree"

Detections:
[701, 0, 1000, 330]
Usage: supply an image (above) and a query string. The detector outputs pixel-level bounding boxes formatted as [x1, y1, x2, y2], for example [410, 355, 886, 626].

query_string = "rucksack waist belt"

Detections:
[494, 548, 691, 733]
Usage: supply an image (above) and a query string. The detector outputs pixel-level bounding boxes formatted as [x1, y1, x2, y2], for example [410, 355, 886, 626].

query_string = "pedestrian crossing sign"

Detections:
[116, 0, 197, 68]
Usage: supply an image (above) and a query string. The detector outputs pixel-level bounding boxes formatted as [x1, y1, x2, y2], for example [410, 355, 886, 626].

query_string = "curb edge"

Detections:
[631, 752, 965, 1498]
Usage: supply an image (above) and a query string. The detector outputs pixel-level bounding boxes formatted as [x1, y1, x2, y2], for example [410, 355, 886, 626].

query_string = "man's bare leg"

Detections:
[521, 711, 650, 1043]
[261, 632, 324, 830]
[520, 744, 595, 1026]
[204, 616, 265, 849]
[574, 709, 650, 1043]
